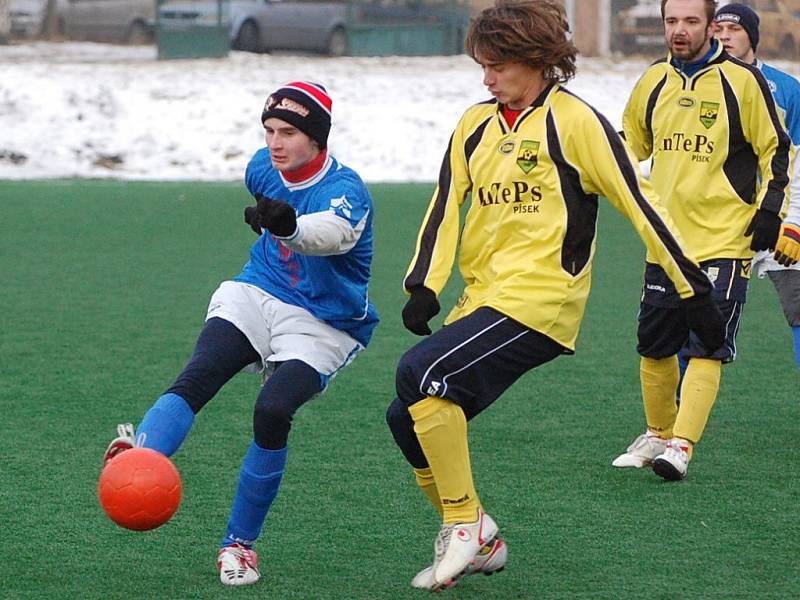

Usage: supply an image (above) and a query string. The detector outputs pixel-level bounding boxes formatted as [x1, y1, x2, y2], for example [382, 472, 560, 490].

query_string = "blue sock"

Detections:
[793, 327, 800, 370]
[138, 393, 195, 457]
[222, 441, 287, 548]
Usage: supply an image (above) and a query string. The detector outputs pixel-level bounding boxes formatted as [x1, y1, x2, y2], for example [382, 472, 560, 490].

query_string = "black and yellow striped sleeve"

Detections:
[622, 65, 667, 162]
[403, 107, 491, 295]
[559, 94, 713, 299]
[729, 63, 792, 215]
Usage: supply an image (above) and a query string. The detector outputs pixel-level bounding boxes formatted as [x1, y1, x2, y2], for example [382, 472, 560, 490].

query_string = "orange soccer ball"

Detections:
[98, 448, 182, 531]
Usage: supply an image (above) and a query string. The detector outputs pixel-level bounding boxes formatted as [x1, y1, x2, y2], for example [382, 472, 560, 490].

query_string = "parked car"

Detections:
[56, 0, 156, 44]
[9, 0, 47, 38]
[158, 0, 350, 56]
[613, 0, 800, 60]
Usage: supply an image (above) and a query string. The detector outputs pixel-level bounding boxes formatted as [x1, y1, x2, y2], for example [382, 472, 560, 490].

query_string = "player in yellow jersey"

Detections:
[385, 0, 726, 591]
[613, 0, 792, 481]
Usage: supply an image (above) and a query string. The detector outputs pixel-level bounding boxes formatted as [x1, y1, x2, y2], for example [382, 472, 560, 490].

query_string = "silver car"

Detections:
[56, 0, 156, 43]
[158, 0, 349, 56]
[9, 0, 48, 38]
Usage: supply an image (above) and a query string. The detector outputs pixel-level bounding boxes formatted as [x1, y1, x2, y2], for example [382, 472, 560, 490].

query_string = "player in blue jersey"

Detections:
[714, 3, 800, 369]
[102, 81, 378, 586]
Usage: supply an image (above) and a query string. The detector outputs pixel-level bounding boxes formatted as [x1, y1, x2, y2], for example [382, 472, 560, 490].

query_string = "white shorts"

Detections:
[206, 281, 363, 385]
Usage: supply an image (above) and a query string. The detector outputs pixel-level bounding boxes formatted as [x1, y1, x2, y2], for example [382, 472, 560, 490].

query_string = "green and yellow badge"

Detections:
[699, 101, 719, 129]
[516, 140, 540, 173]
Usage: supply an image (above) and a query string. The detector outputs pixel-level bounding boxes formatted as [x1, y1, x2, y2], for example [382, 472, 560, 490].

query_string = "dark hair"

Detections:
[660, 0, 718, 26]
[465, 0, 578, 83]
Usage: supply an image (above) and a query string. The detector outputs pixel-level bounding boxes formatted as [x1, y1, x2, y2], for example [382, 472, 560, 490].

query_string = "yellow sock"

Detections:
[674, 357, 722, 453]
[413, 467, 443, 516]
[640, 356, 679, 438]
[408, 396, 480, 524]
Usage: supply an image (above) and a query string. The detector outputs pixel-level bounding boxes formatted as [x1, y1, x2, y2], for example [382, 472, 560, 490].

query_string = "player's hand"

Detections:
[244, 204, 263, 235]
[773, 223, 800, 266]
[744, 208, 782, 252]
[255, 194, 297, 237]
[402, 287, 440, 336]
[684, 292, 725, 352]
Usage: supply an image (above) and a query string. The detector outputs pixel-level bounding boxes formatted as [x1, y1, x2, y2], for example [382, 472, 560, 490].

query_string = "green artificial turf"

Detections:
[0, 180, 797, 599]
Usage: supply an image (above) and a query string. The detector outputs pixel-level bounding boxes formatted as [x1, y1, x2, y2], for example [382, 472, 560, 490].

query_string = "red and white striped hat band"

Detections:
[261, 81, 332, 148]
[282, 81, 332, 116]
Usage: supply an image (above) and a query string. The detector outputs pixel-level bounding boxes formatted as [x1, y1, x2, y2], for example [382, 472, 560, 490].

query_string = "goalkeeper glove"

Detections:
[244, 194, 298, 237]
[773, 223, 800, 267]
[684, 293, 725, 352]
[402, 287, 440, 336]
[744, 208, 782, 252]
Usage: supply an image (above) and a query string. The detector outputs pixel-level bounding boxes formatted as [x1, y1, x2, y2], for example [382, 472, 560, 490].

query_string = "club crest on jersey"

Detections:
[516, 140, 539, 173]
[699, 102, 719, 129]
[498, 140, 516, 155]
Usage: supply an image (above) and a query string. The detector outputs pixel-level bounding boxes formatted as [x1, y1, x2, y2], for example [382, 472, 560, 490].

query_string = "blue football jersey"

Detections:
[235, 148, 379, 347]
[760, 61, 800, 145]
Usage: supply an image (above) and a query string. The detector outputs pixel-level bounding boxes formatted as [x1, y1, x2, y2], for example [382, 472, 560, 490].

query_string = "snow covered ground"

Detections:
[1, 42, 798, 182]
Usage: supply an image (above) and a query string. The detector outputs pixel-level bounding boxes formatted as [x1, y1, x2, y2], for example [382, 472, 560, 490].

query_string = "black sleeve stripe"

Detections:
[404, 115, 492, 290]
[645, 74, 668, 149]
[545, 110, 598, 276]
[720, 74, 758, 204]
[403, 136, 455, 290]
[570, 92, 713, 295]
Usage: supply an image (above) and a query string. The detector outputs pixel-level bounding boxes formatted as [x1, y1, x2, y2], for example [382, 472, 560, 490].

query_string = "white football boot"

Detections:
[102, 423, 137, 467]
[217, 543, 261, 586]
[611, 430, 667, 468]
[652, 438, 690, 481]
[429, 510, 499, 590]
[411, 536, 507, 589]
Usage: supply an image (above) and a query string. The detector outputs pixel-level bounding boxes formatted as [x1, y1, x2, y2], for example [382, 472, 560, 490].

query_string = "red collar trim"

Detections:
[501, 105, 523, 128]
[281, 149, 328, 183]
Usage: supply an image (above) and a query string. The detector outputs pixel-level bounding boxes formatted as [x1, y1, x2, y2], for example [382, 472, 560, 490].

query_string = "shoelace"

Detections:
[223, 545, 256, 568]
[434, 525, 454, 560]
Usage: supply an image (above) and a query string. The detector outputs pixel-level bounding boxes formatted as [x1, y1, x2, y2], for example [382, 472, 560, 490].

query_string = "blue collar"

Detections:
[670, 39, 719, 77]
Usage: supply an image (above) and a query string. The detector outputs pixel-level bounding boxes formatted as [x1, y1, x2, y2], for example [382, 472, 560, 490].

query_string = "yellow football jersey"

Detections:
[623, 44, 792, 262]
[404, 83, 713, 351]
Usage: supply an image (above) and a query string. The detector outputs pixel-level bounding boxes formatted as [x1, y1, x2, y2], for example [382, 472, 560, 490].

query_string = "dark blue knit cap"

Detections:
[715, 3, 760, 51]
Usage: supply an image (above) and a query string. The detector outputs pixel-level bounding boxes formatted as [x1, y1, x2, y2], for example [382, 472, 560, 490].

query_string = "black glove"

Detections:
[244, 204, 262, 235]
[244, 194, 297, 237]
[256, 194, 297, 237]
[744, 208, 782, 252]
[684, 293, 725, 352]
[402, 287, 441, 336]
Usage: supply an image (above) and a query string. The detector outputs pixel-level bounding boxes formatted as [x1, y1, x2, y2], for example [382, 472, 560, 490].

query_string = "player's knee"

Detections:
[252, 401, 294, 449]
[395, 349, 426, 405]
[385, 397, 411, 435]
[253, 399, 295, 430]
[385, 397, 427, 467]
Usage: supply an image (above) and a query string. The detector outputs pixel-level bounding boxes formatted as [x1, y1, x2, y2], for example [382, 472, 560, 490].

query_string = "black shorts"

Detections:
[395, 307, 565, 418]
[637, 259, 749, 362]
